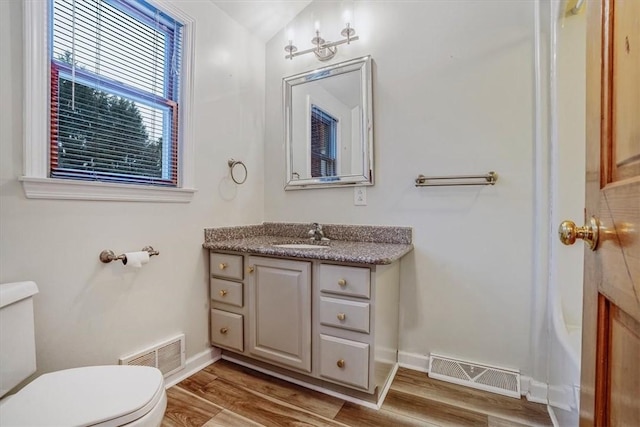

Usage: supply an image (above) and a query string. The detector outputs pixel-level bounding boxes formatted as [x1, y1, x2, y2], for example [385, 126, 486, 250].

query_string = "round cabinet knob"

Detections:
[558, 216, 600, 250]
[337, 359, 345, 368]
[219, 289, 228, 297]
[219, 263, 227, 270]
[248, 266, 255, 273]
[337, 313, 346, 321]
[220, 327, 229, 334]
[338, 279, 347, 287]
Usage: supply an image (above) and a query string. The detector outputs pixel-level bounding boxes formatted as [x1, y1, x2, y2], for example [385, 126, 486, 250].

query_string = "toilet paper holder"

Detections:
[99, 246, 160, 264]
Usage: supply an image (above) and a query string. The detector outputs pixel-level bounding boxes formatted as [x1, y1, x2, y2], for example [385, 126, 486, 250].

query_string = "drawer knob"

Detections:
[219, 263, 227, 270]
[220, 327, 229, 334]
[248, 266, 255, 273]
[337, 359, 345, 368]
[338, 279, 347, 287]
[219, 289, 228, 297]
[337, 313, 346, 321]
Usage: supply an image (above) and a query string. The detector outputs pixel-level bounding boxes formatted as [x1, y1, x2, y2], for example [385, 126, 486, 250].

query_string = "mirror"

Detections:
[284, 56, 373, 190]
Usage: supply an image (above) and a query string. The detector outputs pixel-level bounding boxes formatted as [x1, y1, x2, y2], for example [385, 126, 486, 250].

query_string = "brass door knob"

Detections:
[220, 327, 229, 334]
[248, 266, 254, 273]
[338, 279, 347, 287]
[219, 289, 228, 297]
[337, 359, 345, 368]
[558, 216, 600, 250]
[337, 313, 346, 321]
[219, 263, 227, 270]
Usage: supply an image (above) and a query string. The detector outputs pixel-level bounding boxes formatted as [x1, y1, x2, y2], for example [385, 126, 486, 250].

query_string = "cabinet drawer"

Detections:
[319, 296, 370, 333]
[210, 309, 243, 352]
[319, 334, 369, 390]
[211, 278, 243, 307]
[319, 264, 370, 298]
[211, 253, 243, 280]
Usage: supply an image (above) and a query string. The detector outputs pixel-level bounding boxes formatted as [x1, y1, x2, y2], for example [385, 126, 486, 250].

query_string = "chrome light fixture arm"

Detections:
[284, 21, 359, 61]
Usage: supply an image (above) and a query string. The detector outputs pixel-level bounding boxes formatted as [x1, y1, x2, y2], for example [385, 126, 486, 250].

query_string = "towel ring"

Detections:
[228, 159, 247, 184]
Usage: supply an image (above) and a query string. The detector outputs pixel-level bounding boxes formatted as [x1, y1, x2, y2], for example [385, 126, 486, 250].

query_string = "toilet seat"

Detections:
[0, 365, 165, 426]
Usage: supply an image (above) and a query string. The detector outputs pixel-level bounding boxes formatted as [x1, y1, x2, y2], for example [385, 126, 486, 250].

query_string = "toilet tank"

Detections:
[0, 281, 39, 398]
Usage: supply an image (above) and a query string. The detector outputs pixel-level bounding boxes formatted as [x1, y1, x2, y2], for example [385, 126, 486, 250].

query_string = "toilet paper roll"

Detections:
[123, 251, 150, 268]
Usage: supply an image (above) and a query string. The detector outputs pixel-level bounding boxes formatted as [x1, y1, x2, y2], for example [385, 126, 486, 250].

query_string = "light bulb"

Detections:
[314, 21, 320, 31]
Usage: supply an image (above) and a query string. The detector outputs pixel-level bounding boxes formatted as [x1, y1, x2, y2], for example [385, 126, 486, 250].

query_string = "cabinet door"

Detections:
[247, 256, 312, 372]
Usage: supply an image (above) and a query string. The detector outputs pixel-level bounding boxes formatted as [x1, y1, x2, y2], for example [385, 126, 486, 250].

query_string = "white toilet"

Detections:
[0, 282, 167, 426]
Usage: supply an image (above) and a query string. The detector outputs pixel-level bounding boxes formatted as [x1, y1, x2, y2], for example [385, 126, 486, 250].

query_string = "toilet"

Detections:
[0, 282, 167, 426]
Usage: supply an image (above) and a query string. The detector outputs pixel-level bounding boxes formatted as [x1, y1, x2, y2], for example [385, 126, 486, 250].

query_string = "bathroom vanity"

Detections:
[203, 223, 412, 406]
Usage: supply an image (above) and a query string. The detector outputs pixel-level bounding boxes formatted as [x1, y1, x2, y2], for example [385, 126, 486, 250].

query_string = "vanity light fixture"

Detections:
[285, 19, 359, 61]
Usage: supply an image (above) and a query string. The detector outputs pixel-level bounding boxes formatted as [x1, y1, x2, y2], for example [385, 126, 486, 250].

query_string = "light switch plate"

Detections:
[354, 187, 367, 206]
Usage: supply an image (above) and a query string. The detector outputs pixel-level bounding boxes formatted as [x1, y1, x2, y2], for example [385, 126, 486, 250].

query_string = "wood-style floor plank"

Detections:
[203, 409, 266, 427]
[204, 360, 345, 419]
[161, 387, 222, 427]
[176, 368, 218, 393]
[192, 376, 348, 427]
[382, 388, 489, 426]
[391, 368, 553, 426]
[334, 401, 440, 427]
[487, 415, 534, 427]
[162, 361, 553, 427]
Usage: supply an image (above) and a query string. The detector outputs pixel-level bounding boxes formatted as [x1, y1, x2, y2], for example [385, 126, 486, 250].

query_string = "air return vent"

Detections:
[119, 334, 185, 377]
[428, 353, 520, 398]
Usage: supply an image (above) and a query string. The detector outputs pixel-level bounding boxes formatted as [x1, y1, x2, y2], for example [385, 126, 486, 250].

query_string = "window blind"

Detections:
[310, 105, 338, 178]
[50, 0, 182, 186]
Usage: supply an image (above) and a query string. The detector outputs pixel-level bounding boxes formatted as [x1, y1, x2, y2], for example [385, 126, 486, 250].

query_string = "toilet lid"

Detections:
[0, 365, 165, 426]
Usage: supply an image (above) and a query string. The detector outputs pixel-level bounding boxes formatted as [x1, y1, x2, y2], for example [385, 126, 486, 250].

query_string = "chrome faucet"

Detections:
[308, 223, 325, 241]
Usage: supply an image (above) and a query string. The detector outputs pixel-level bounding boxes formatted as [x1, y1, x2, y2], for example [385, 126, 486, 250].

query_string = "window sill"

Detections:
[20, 177, 196, 203]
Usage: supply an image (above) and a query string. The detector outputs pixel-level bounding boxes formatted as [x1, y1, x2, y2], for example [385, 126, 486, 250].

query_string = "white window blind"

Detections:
[50, 0, 183, 186]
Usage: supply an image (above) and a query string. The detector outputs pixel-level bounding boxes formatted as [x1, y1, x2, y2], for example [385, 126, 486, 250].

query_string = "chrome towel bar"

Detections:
[415, 171, 498, 187]
[99, 246, 160, 264]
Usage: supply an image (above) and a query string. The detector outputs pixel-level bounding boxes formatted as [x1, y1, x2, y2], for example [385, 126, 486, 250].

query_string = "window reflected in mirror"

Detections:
[311, 105, 338, 178]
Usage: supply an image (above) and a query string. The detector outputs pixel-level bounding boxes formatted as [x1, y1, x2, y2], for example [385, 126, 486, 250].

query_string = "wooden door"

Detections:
[247, 256, 312, 372]
[581, 0, 640, 425]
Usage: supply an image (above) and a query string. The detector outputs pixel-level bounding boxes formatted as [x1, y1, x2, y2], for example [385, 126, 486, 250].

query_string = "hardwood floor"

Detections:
[161, 360, 552, 427]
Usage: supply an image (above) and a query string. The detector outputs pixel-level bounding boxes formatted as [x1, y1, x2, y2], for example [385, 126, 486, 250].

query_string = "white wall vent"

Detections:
[428, 353, 521, 398]
[119, 334, 185, 377]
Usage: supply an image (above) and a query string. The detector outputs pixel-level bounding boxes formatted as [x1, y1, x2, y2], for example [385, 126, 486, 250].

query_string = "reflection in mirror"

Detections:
[284, 56, 373, 189]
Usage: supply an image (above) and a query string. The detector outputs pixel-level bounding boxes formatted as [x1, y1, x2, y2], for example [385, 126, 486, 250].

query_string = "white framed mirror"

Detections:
[284, 56, 373, 190]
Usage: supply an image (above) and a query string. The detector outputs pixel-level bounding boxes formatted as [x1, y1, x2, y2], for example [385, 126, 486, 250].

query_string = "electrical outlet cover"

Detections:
[354, 187, 367, 206]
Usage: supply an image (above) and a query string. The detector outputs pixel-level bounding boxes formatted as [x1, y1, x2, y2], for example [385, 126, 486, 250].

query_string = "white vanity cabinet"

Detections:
[208, 250, 401, 405]
[209, 253, 246, 352]
[314, 262, 400, 394]
[247, 256, 312, 372]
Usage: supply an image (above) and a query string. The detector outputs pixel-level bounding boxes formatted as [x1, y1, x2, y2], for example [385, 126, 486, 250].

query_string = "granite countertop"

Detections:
[203, 223, 413, 265]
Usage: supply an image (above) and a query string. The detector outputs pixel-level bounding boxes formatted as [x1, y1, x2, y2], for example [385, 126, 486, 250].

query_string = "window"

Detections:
[21, 0, 195, 201]
[310, 105, 338, 178]
[51, 0, 180, 185]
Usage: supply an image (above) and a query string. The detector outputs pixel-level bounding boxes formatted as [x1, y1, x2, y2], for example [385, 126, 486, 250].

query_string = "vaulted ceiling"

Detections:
[210, 1, 313, 43]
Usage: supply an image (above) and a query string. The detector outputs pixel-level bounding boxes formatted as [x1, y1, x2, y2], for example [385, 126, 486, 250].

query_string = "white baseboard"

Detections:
[521, 376, 549, 404]
[548, 405, 560, 427]
[163, 347, 221, 388]
[397, 351, 429, 372]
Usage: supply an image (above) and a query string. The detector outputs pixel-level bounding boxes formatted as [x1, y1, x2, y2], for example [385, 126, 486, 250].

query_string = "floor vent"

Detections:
[428, 353, 520, 398]
[119, 334, 185, 377]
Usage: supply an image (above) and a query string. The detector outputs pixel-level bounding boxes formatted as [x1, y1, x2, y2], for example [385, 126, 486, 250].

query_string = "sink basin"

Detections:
[273, 244, 329, 249]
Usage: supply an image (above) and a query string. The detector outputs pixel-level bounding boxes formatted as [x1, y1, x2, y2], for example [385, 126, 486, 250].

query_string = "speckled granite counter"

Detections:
[203, 223, 413, 265]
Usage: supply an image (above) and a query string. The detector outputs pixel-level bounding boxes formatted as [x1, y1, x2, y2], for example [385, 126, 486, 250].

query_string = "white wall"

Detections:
[265, 1, 540, 375]
[0, 0, 265, 375]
